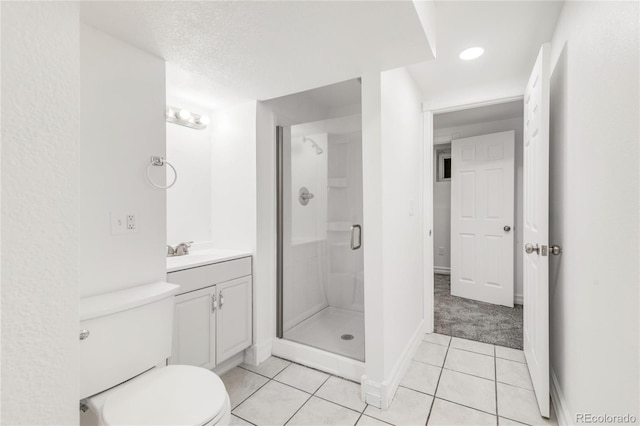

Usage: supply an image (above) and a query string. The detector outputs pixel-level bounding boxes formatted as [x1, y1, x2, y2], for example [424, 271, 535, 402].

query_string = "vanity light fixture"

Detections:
[459, 47, 484, 61]
[166, 106, 209, 130]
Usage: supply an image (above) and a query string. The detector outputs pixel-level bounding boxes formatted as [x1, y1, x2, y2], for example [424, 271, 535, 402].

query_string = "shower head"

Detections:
[303, 137, 324, 155]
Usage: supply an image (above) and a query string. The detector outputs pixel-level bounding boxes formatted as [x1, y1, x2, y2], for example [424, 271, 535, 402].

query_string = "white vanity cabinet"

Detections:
[172, 286, 217, 369]
[167, 256, 252, 368]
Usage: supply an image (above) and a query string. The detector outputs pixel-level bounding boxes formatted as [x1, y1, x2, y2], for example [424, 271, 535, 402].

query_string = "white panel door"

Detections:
[171, 286, 216, 369]
[216, 276, 253, 363]
[523, 44, 551, 418]
[451, 131, 515, 307]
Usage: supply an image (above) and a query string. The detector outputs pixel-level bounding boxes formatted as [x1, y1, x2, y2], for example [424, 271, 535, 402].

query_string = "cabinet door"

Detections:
[216, 276, 252, 363]
[171, 286, 216, 369]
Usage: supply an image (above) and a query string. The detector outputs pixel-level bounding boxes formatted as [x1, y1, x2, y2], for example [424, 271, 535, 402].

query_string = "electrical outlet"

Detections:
[127, 214, 137, 231]
[110, 212, 138, 235]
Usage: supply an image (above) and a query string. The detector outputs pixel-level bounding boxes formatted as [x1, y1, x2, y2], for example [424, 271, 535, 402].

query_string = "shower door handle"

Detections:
[350, 225, 362, 250]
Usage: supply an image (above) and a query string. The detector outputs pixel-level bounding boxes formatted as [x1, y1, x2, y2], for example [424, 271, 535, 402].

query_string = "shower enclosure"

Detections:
[273, 79, 364, 362]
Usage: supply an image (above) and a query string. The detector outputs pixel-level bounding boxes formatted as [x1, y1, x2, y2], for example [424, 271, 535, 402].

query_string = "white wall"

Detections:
[433, 117, 524, 303]
[1, 3, 80, 424]
[166, 96, 213, 245]
[79, 25, 166, 298]
[249, 102, 277, 364]
[548, 1, 639, 422]
[210, 101, 258, 252]
[362, 67, 424, 407]
[380, 68, 424, 378]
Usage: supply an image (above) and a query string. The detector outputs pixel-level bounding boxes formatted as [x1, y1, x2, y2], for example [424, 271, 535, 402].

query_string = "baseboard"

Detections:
[243, 338, 273, 366]
[551, 369, 572, 426]
[514, 293, 524, 305]
[213, 352, 244, 376]
[434, 266, 450, 275]
[362, 320, 425, 409]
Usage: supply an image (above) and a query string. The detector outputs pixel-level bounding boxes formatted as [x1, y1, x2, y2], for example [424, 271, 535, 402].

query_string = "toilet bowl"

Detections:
[79, 282, 231, 426]
[83, 366, 230, 426]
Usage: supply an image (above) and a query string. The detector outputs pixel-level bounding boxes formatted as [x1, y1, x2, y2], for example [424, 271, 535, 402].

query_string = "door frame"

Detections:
[423, 94, 524, 332]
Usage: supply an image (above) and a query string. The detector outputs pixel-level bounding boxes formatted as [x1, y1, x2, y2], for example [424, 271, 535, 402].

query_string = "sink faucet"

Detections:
[175, 241, 193, 256]
[167, 241, 193, 257]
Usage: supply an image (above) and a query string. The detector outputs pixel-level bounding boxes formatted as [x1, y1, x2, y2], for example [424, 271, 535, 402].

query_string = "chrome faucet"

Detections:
[175, 241, 193, 256]
[167, 241, 193, 257]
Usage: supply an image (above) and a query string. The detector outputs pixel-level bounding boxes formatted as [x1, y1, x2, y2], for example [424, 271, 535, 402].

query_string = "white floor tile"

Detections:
[364, 386, 433, 426]
[274, 363, 330, 394]
[240, 356, 291, 378]
[496, 358, 533, 390]
[230, 414, 254, 425]
[400, 360, 442, 395]
[316, 376, 366, 412]
[497, 383, 554, 425]
[287, 396, 361, 426]
[233, 381, 310, 426]
[221, 367, 269, 409]
[424, 333, 452, 347]
[414, 341, 448, 367]
[356, 415, 392, 426]
[451, 337, 495, 356]
[428, 398, 497, 425]
[436, 369, 496, 414]
[495, 346, 526, 363]
[444, 348, 495, 380]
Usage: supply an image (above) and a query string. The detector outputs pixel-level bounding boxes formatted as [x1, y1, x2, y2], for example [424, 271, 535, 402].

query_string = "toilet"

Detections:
[79, 282, 231, 426]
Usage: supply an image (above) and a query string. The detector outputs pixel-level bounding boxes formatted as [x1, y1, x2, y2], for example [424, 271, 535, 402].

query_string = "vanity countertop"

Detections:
[166, 249, 252, 273]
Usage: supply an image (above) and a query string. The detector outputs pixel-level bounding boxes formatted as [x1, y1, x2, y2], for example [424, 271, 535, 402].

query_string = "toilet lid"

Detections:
[102, 365, 227, 426]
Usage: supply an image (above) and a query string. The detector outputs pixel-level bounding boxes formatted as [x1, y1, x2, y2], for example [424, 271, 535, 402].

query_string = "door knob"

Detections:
[503, 226, 511, 232]
[550, 245, 562, 255]
[524, 243, 540, 255]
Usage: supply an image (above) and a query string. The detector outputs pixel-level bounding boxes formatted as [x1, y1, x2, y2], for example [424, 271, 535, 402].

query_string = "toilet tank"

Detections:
[79, 282, 180, 399]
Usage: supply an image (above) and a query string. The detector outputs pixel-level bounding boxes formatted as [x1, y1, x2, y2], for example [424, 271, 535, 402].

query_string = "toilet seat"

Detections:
[88, 365, 228, 426]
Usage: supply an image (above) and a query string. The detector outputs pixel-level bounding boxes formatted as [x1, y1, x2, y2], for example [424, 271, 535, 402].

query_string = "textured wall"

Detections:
[1, 3, 80, 424]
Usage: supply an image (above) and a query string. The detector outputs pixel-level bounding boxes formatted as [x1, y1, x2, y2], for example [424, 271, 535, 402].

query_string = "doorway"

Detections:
[432, 100, 524, 349]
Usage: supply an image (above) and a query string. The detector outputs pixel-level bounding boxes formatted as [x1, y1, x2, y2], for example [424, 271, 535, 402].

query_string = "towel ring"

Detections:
[146, 156, 177, 190]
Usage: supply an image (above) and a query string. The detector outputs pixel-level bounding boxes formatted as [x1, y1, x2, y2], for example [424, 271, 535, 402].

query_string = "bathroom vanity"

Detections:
[166, 251, 252, 370]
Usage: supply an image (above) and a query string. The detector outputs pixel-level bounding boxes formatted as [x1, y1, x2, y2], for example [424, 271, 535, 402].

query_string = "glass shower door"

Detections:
[277, 110, 364, 361]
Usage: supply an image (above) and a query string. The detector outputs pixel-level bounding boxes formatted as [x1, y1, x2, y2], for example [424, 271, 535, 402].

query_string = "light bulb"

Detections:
[177, 109, 191, 120]
[459, 47, 484, 61]
[197, 115, 210, 126]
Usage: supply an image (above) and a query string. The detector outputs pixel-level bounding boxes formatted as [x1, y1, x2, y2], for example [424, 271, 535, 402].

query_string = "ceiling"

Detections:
[408, 1, 563, 104]
[81, 1, 434, 111]
[434, 99, 523, 129]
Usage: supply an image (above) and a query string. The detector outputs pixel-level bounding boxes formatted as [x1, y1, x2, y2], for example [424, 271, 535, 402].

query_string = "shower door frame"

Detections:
[276, 125, 284, 338]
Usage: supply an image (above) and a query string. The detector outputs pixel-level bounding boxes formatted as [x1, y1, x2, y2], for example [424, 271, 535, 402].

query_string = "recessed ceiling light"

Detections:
[459, 47, 484, 61]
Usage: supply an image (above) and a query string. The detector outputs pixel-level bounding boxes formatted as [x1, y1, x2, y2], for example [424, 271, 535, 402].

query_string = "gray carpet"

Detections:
[434, 274, 523, 349]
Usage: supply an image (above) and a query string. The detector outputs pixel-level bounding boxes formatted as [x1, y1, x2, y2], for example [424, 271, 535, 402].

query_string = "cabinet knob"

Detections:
[79, 329, 90, 341]
[211, 294, 217, 312]
[219, 292, 224, 309]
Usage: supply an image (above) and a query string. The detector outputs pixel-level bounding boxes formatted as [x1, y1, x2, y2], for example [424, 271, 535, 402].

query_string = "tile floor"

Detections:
[221, 333, 557, 426]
